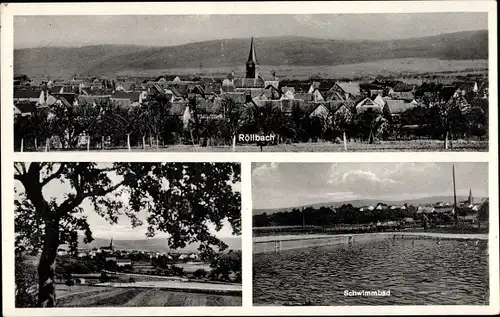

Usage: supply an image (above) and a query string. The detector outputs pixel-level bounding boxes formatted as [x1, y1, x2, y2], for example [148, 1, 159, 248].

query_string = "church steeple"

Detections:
[468, 188, 473, 204]
[246, 37, 259, 79]
[110, 237, 114, 251]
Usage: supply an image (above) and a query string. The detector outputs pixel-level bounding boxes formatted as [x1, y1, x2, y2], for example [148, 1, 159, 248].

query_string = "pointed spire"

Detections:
[469, 188, 473, 203]
[247, 36, 257, 64]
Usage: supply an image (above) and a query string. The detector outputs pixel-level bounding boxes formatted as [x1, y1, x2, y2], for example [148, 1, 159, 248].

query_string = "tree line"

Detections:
[14, 92, 488, 151]
[253, 204, 419, 228]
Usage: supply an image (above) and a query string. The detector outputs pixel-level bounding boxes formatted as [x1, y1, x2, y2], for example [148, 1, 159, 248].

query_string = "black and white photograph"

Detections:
[252, 162, 489, 305]
[13, 13, 489, 152]
[14, 162, 242, 307]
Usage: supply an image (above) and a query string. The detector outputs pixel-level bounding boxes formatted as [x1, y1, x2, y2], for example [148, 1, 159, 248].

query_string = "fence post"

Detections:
[20, 138, 24, 152]
[343, 132, 347, 151]
[34, 137, 38, 150]
[445, 132, 449, 150]
[87, 136, 90, 152]
[232, 135, 236, 152]
[45, 138, 49, 152]
[127, 134, 131, 151]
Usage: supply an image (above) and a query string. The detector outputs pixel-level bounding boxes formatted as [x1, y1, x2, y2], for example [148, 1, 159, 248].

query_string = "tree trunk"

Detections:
[127, 134, 131, 151]
[35, 137, 38, 150]
[37, 218, 60, 307]
[142, 136, 146, 149]
[190, 130, 195, 146]
[20, 138, 24, 152]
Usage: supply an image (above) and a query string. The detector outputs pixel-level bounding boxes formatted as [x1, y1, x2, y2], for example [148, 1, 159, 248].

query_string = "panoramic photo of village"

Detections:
[14, 162, 242, 307]
[13, 13, 488, 152]
[252, 162, 489, 305]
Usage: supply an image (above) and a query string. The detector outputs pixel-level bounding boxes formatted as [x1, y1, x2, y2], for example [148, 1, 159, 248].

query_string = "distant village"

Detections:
[56, 238, 199, 263]
[14, 37, 489, 149]
[253, 189, 488, 233]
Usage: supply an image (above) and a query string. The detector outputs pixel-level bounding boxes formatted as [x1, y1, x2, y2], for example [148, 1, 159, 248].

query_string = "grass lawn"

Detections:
[55, 284, 241, 307]
[41, 139, 488, 152]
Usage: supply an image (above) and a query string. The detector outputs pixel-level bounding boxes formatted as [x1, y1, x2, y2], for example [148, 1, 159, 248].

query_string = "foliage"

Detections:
[253, 204, 417, 227]
[193, 268, 208, 279]
[15, 255, 38, 308]
[209, 250, 242, 283]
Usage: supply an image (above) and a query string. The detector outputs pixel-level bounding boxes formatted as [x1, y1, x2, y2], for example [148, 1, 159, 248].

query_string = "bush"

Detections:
[15, 255, 38, 307]
[193, 268, 207, 279]
[210, 250, 242, 282]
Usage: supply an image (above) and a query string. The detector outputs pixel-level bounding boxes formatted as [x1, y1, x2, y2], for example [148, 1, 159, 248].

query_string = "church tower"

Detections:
[246, 37, 259, 79]
[468, 188, 473, 204]
[110, 237, 114, 251]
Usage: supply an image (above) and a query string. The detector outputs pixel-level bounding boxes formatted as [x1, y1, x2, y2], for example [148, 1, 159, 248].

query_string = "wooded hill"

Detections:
[15, 30, 488, 78]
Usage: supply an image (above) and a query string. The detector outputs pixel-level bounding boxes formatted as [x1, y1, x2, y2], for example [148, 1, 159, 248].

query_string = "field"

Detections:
[41, 139, 488, 152]
[56, 284, 241, 307]
[113, 58, 488, 80]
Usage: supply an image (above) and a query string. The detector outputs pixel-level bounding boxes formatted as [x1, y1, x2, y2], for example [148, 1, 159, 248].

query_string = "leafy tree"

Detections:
[478, 200, 489, 222]
[14, 162, 240, 307]
[65, 278, 74, 291]
[15, 255, 38, 307]
[209, 250, 242, 282]
[193, 268, 208, 279]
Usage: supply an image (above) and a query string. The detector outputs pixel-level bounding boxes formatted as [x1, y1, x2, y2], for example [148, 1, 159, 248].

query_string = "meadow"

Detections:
[114, 58, 488, 80]
[56, 284, 241, 307]
[40, 139, 489, 152]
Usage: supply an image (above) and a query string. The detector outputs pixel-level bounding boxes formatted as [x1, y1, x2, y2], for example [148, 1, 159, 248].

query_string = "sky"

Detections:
[252, 162, 489, 210]
[14, 163, 241, 240]
[14, 13, 487, 49]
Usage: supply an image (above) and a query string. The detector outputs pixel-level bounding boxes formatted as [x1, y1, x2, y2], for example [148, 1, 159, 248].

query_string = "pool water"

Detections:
[253, 239, 489, 305]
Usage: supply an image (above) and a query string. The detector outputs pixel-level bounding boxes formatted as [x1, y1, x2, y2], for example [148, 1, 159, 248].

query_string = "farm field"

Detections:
[56, 284, 241, 307]
[113, 58, 488, 80]
[40, 139, 488, 152]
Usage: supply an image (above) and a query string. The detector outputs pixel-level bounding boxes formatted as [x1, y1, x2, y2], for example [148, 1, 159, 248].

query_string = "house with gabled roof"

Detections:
[327, 81, 361, 101]
[309, 103, 331, 118]
[14, 101, 36, 117]
[111, 91, 145, 107]
[14, 89, 43, 104]
[385, 99, 419, 117]
[355, 97, 385, 113]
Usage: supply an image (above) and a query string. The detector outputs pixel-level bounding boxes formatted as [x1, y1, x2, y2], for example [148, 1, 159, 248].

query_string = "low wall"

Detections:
[253, 232, 488, 254]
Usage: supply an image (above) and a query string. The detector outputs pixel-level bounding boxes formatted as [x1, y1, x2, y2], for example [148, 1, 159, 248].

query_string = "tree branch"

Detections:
[40, 163, 67, 187]
[14, 163, 24, 176]
[55, 181, 125, 218]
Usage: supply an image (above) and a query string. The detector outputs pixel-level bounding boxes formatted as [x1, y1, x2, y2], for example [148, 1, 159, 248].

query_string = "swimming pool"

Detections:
[253, 239, 489, 305]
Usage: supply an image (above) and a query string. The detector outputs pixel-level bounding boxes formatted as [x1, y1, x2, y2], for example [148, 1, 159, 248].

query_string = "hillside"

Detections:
[77, 236, 241, 252]
[253, 196, 487, 215]
[14, 30, 488, 78]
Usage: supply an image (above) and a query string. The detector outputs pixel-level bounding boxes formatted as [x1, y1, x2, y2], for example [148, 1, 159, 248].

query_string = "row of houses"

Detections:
[56, 237, 200, 263]
[14, 36, 487, 121]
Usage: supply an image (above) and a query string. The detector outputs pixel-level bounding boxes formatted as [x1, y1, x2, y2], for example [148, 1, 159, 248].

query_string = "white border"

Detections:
[1, 1, 498, 316]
